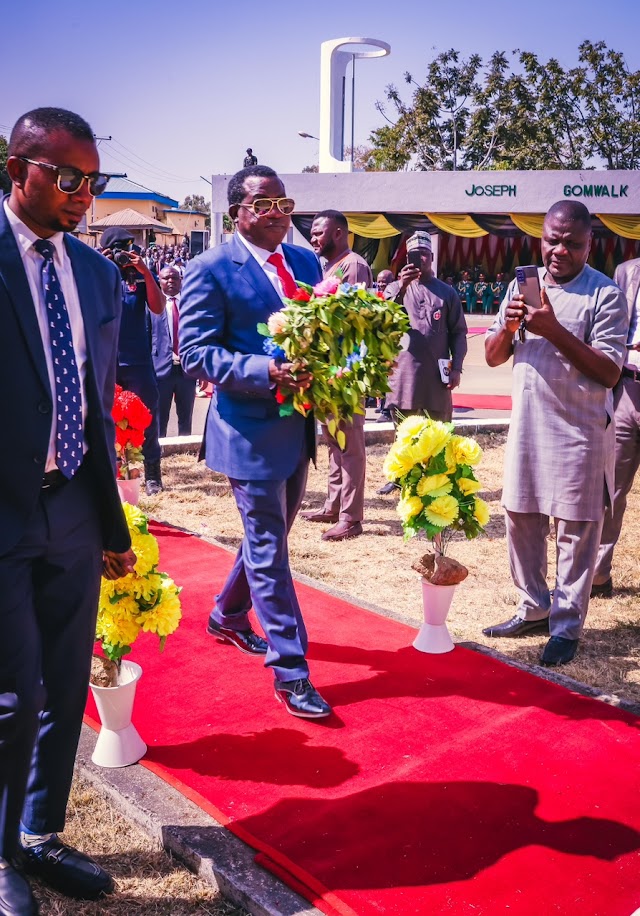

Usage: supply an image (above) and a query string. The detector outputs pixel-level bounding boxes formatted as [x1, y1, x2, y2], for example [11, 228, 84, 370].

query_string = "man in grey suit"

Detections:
[179, 165, 330, 719]
[0, 107, 135, 915]
[151, 266, 196, 437]
[482, 201, 628, 667]
[591, 258, 640, 598]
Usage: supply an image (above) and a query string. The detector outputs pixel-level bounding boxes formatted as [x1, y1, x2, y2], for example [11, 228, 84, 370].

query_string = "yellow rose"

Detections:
[123, 501, 148, 534]
[416, 473, 452, 498]
[474, 497, 490, 527]
[453, 436, 482, 467]
[457, 477, 483, 496]
[267, 309, 288, 335]
[424, 495, 459, 528]
[383, 443, 417, 480]
[412, 421, 452, 464]
[131, 532, 159, 577]
[395, 415, 428, 444]
[397, 495, 424, 523]
[137, 586, 182, 637]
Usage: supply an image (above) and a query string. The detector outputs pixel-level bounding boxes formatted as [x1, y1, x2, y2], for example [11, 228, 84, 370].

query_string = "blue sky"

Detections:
[2, 0, 639, 204]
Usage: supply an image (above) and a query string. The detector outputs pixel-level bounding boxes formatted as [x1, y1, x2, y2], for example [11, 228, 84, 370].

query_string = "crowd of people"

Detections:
[0, 105, 638, 916]
[438, 269, 508, 314]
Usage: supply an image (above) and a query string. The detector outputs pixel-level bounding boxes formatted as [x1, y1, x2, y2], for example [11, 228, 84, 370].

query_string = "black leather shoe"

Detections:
[540, 636, 579, 667]
[590, 578, 613, 599]
[377, 482, 398, 495]
[144, 460, 163, 496]
[482, 615, 549, 637]
[275, 678, 332, 718]
[0, 866, 37, 916]
[15, 837, 113, 901]
[207, 620, 268, 655]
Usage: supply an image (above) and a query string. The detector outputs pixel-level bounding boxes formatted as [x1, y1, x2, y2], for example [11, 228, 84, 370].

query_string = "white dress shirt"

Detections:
[236, 232, 295, 300]
[4, 200, 88, 471]
[165, 295, 181, 364]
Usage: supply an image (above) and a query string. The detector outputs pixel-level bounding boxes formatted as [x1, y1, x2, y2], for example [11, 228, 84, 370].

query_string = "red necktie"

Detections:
[170, 298, 179, 356]
[267, 253, 297, 298]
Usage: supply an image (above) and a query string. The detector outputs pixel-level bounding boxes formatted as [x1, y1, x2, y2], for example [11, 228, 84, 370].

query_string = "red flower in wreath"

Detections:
[292, 287, 311, 302]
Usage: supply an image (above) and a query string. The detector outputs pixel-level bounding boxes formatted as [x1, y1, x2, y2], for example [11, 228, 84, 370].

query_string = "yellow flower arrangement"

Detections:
[384, 414, 489, 555]
[95, 503, 182, 664]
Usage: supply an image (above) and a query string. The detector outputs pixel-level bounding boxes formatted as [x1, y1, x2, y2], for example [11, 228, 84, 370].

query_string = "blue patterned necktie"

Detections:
[33, 239, 83, 478]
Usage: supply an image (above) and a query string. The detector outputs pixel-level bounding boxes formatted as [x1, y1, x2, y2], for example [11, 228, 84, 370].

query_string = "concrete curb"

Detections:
[160, 417, 511, 456]
[77, 542, 639, 914]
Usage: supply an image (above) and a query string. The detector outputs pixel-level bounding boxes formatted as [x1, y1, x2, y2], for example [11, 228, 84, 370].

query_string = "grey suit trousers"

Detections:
[594, 375, 640, 581]
[506, 510, 604, 640]
[321, 414, 366, 522]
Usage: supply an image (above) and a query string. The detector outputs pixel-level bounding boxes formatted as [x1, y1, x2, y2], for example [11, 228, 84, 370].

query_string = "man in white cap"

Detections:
[378, 230, 468, 493]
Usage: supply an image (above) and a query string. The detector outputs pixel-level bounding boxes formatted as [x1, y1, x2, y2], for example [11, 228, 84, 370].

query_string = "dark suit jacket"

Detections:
[0, 198, 130, 555]
[179, 233, 322, 480]
[150, 297, 184, 378]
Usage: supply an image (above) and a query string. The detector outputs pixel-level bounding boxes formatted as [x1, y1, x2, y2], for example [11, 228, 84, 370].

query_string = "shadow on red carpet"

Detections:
[85, 523, 640, 916]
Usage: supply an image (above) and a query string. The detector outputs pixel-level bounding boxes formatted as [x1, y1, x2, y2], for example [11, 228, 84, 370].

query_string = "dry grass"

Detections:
[34, 778, 245, 915]
[146, 434, 640, 705]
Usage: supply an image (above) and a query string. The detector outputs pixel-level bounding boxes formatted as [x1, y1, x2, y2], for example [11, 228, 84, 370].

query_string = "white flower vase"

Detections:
[117, 477, 141, 506]
[90, 660, 147, 767]
[413, 580, 456, 654]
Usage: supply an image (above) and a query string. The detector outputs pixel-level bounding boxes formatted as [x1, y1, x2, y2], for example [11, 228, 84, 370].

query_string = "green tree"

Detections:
[181, 193, 210, 229]
[571, 40, 640, 169]
[370, 49, 483, 171]
[369, 42, 640, 172]
[0, 135, 10, 194]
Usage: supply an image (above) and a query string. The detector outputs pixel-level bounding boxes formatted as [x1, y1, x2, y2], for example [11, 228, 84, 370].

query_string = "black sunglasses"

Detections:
[19, 157, 111, 197]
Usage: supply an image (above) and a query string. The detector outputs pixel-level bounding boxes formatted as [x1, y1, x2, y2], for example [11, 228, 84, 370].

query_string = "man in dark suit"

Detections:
[151, 266, 196, 437]
[0, 107, 135, 916]
[179, 165, 331, 719]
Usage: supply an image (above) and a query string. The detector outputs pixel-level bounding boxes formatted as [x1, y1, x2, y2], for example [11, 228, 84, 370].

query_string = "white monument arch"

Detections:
[318, 37, 390, 173]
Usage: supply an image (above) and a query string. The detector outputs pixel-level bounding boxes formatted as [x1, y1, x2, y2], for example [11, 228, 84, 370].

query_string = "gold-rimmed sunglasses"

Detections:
[238, 197, 295, 216]
[19, 157, 111, 197]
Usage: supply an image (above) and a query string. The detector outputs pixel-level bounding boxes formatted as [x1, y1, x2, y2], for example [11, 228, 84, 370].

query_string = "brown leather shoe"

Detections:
[322, 520, 363, 541]
[300, 509, 338, 523]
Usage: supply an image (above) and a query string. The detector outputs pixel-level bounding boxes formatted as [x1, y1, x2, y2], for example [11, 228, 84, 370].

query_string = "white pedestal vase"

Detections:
[413, 580, 456, 654]
[90, 660, 147, 767]
[117, 477, 141, 506]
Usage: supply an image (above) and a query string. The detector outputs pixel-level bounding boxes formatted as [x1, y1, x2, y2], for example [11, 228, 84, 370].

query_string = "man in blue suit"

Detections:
[179, 165, 331, 719]
[151, 266, 196, 437]
[0, 108, 135, 915]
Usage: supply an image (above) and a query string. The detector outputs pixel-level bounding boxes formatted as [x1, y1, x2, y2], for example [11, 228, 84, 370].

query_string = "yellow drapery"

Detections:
[345, 213, 399, 238]
[425, 213, 487, 238]
[596, 214, 640, 240]
[509, 214, 545, 238]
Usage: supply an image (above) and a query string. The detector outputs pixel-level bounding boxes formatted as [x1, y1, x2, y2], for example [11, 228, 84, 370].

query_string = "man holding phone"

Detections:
[483, 200, 629, 667]
[377, 231, 467, 494]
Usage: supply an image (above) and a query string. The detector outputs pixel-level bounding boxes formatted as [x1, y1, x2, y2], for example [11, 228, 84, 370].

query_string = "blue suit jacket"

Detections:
[179, 234, 322, 479]
[0, 198, 130, 555]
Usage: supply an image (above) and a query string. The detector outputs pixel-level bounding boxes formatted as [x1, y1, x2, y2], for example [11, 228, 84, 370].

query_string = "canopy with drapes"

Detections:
[291, 212, 640, 278]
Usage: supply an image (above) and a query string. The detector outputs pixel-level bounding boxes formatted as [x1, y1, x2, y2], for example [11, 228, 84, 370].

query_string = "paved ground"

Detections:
[165, 316, 512, 437]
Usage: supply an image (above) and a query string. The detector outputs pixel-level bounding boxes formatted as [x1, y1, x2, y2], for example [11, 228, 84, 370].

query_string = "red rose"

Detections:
[293, 287, 311, 302]
[126, 427, 145, 448]
[119, 390, 152, 430]
[275, 388, 288, 404]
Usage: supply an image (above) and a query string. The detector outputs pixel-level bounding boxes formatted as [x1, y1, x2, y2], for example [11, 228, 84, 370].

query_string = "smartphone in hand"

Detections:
[515, 265, 542, 309]
[407, 251, 422, 269]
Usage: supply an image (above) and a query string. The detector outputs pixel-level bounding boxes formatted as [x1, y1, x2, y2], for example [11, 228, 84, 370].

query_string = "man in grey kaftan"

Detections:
[483, 201, 628, 667]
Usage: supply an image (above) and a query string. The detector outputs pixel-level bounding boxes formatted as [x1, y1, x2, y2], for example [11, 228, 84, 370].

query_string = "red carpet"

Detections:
[452, 393, 512, 411]
[86, 524, 640, 915]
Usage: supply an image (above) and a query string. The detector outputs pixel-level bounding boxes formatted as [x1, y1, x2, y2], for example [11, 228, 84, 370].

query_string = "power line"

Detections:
[100, 142, 199, 187]
[108, 137, 199, 182]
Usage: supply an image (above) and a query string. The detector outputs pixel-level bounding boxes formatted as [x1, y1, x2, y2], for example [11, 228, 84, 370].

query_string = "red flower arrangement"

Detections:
[112, 385, 152, 480]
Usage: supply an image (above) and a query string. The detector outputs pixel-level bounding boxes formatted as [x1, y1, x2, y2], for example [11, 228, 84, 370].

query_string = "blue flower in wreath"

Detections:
[263, 338, 286, 359]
